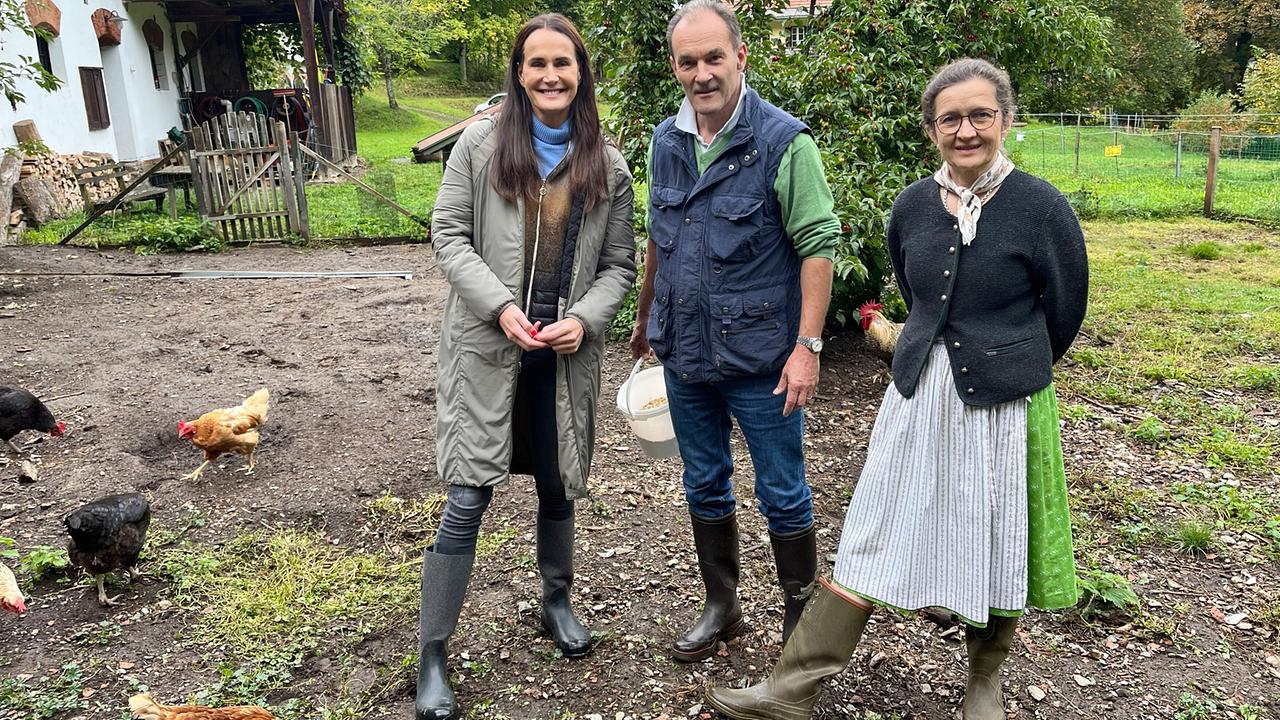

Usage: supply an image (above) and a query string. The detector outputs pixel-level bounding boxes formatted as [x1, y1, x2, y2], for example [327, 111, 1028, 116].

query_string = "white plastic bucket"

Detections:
[616, 359, 680, 459]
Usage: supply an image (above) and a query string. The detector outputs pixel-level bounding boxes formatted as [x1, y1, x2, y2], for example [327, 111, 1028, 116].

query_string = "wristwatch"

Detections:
[796, 335, 824, 354]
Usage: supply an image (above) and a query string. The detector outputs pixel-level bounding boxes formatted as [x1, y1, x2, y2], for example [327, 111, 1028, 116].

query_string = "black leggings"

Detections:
[434, 349, 573, 556]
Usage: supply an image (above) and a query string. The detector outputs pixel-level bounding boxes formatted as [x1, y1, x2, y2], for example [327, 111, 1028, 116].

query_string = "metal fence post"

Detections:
[1059, 112, 1065, 152]
[1204, 126, 1221, 217]
[1074, 113, 1081, 176]
[1175, 132, 1182, 179]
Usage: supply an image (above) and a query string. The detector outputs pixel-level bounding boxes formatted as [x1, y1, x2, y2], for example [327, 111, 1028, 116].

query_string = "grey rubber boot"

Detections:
[962, 615, 1018, 720]
[770, 524, 817, 643]
[537, 514, 593, 657]
[416, 548, 475, 720]
[705, 580, 871, 720]
[672, 511, 744, 662]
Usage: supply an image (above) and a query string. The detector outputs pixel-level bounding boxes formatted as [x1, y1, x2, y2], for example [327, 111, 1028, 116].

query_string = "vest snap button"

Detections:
[948, 246, 956, 254]
[943, 270, 951, 277]
[683, 217, 691, 224]
[941, 294, 948, 301]
[953, 341, 961, 349]
[961, 367, 968, 373]
[966, 387, 975, 394]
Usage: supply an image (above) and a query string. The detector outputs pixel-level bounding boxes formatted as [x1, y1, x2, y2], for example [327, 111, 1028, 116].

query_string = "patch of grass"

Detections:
[1168, 481, 1280, 556]
[1177, 241, 1221, 260]
[1069, 471, 1154, 521]
[1174, 520, 1214, 555]
[366, 491, 447, 542]
[1227, 364, 1280, 392]
[1058, 402, 1094, 425]
[133, 216, 222, 254]
[151, 528, 418, 662]
[0, 663, 87, 720]
[1058, 219, 1280, 471]
[476, 527, 518, 557]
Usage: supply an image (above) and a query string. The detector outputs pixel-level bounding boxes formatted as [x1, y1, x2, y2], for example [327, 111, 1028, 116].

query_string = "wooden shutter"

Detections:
[79, 67, 110, 131]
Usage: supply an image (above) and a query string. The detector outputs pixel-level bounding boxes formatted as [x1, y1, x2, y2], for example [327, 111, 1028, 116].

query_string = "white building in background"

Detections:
[0, 0, 202, 161]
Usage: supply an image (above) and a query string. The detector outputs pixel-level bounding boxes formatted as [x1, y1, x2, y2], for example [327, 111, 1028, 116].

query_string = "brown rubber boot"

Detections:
[962, 615, 1018, 720]
[769, 525, 817, 643]
[705, 579, 871, 720]
[672, 511, 744, 662]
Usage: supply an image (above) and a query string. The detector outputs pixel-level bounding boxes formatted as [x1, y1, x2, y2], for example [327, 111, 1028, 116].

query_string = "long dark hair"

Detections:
[490, 14, 609, 210]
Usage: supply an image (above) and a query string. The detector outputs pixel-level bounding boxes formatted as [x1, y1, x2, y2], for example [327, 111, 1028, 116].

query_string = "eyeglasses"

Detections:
[931, 108, 1000, 134]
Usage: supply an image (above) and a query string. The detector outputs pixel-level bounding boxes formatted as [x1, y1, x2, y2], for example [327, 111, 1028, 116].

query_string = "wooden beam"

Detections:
[59, 142, 188, 245]
[295, 0, 325, 155]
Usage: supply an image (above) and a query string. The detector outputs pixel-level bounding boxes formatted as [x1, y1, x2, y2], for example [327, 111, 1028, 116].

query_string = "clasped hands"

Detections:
[499, 304, 584, 354]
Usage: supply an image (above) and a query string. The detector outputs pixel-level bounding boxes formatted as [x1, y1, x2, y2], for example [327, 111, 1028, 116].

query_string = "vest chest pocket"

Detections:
[648, 186, 687, 251]
[708, 195, 765, 262]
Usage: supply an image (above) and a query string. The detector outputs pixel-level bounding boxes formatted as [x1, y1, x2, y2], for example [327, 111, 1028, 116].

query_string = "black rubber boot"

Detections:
[537, 513, 593, 657]
[770, 524, 817, 643]
[672, 511, 744, 662]
[416, 548, 474, 720]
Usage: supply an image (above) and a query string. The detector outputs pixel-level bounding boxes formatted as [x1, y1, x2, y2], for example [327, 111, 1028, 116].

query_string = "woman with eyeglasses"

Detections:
[706, 58, 1088, 720]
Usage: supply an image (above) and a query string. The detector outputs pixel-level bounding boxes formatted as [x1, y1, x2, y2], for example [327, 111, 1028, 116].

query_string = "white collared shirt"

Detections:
[674, 80, 748, 151]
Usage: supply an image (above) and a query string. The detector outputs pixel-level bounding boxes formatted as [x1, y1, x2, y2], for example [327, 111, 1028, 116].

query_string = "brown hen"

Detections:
[177, 388, 270, 481]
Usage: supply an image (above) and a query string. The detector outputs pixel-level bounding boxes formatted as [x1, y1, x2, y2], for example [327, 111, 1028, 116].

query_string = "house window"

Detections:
[787, 24, 809, 50]
[36, 36, 53, 75]
[79, 67, 110, 130]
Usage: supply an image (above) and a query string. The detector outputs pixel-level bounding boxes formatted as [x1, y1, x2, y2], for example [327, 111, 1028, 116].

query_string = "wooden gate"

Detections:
[190, 112, 309, 241]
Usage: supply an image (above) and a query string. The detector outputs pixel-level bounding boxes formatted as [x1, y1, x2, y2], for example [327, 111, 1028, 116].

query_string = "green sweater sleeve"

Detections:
[775, 133, 839, 261]
[645, 138, 655, 237]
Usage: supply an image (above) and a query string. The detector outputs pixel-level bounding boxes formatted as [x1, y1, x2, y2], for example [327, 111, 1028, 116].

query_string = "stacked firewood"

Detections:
[21, 150, 117, 211]
[1, 150, 117, 243]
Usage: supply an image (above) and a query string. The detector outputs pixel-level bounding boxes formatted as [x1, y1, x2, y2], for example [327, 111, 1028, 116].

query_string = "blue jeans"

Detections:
[665, 368, 812, 534]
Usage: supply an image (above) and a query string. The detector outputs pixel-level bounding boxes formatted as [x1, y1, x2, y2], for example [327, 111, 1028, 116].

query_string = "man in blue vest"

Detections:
[629, 0, 840, 661]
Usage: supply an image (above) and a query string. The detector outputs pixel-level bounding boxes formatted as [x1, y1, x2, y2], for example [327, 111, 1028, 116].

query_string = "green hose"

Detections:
[234, 96, 268, 116]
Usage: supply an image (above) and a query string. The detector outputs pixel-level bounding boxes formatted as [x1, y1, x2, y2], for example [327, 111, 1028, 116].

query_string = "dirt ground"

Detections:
[0, 244, 1276, 720]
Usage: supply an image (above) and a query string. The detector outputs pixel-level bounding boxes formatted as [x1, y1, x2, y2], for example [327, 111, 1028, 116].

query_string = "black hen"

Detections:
[64, 493, 151, 606]
[0, 385, 66, 454]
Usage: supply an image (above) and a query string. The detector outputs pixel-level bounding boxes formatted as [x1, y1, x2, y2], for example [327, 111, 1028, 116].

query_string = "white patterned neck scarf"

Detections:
[933, 153, 1016, 246]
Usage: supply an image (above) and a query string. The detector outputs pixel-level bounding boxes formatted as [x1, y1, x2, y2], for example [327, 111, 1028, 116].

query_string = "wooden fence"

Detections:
[190, 112, 309, 241]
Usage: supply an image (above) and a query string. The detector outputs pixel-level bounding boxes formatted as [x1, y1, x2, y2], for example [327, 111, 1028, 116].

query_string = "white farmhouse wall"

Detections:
[0, 0, 187, 161]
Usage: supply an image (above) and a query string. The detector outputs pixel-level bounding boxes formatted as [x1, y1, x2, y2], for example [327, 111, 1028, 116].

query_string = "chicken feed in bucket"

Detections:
[616, 360, 680, 458]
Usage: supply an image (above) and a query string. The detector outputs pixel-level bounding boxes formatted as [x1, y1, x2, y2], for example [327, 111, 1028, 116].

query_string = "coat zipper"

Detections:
[524, 178, 548, 316]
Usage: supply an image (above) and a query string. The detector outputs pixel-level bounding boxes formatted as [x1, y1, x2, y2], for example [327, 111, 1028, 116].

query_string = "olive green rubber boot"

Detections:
[961, 615, 1018, 720]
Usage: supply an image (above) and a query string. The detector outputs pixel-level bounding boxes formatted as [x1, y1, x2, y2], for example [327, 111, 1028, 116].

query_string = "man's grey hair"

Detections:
[921, 58, 1017, 129]
[666, 0, 742, 54]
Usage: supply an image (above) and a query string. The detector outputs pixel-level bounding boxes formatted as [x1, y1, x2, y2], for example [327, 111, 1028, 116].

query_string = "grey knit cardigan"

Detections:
[887, 169, 1088, 406]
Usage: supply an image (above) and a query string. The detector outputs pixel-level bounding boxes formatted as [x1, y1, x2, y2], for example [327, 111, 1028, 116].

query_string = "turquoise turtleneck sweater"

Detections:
[531, 115, 572, 178]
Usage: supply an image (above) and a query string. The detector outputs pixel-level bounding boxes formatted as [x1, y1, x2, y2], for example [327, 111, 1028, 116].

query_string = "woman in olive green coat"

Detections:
[415, 13, 636, 720]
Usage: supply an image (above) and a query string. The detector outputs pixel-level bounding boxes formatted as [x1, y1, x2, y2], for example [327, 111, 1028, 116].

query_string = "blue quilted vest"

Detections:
[646, 88, 808, 384]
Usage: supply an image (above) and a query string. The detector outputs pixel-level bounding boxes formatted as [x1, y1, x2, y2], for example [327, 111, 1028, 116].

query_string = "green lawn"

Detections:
[1014, 122, 1280, 223]
[1058, 218, 1280, 474]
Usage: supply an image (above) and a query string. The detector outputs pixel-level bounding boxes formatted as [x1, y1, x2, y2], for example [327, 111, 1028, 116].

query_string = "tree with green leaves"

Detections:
[1242, 50, 1280, 133]
[348, 0, 466, 108]
[586, 0, 1109, 327]
[1085, 0, 1194, 113]
[1184, 0, 1280, 97]
[1, 0, 61, 110]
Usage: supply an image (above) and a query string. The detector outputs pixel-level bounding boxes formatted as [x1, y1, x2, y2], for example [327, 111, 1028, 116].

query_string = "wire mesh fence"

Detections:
[1013, 113, 1280, 224]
